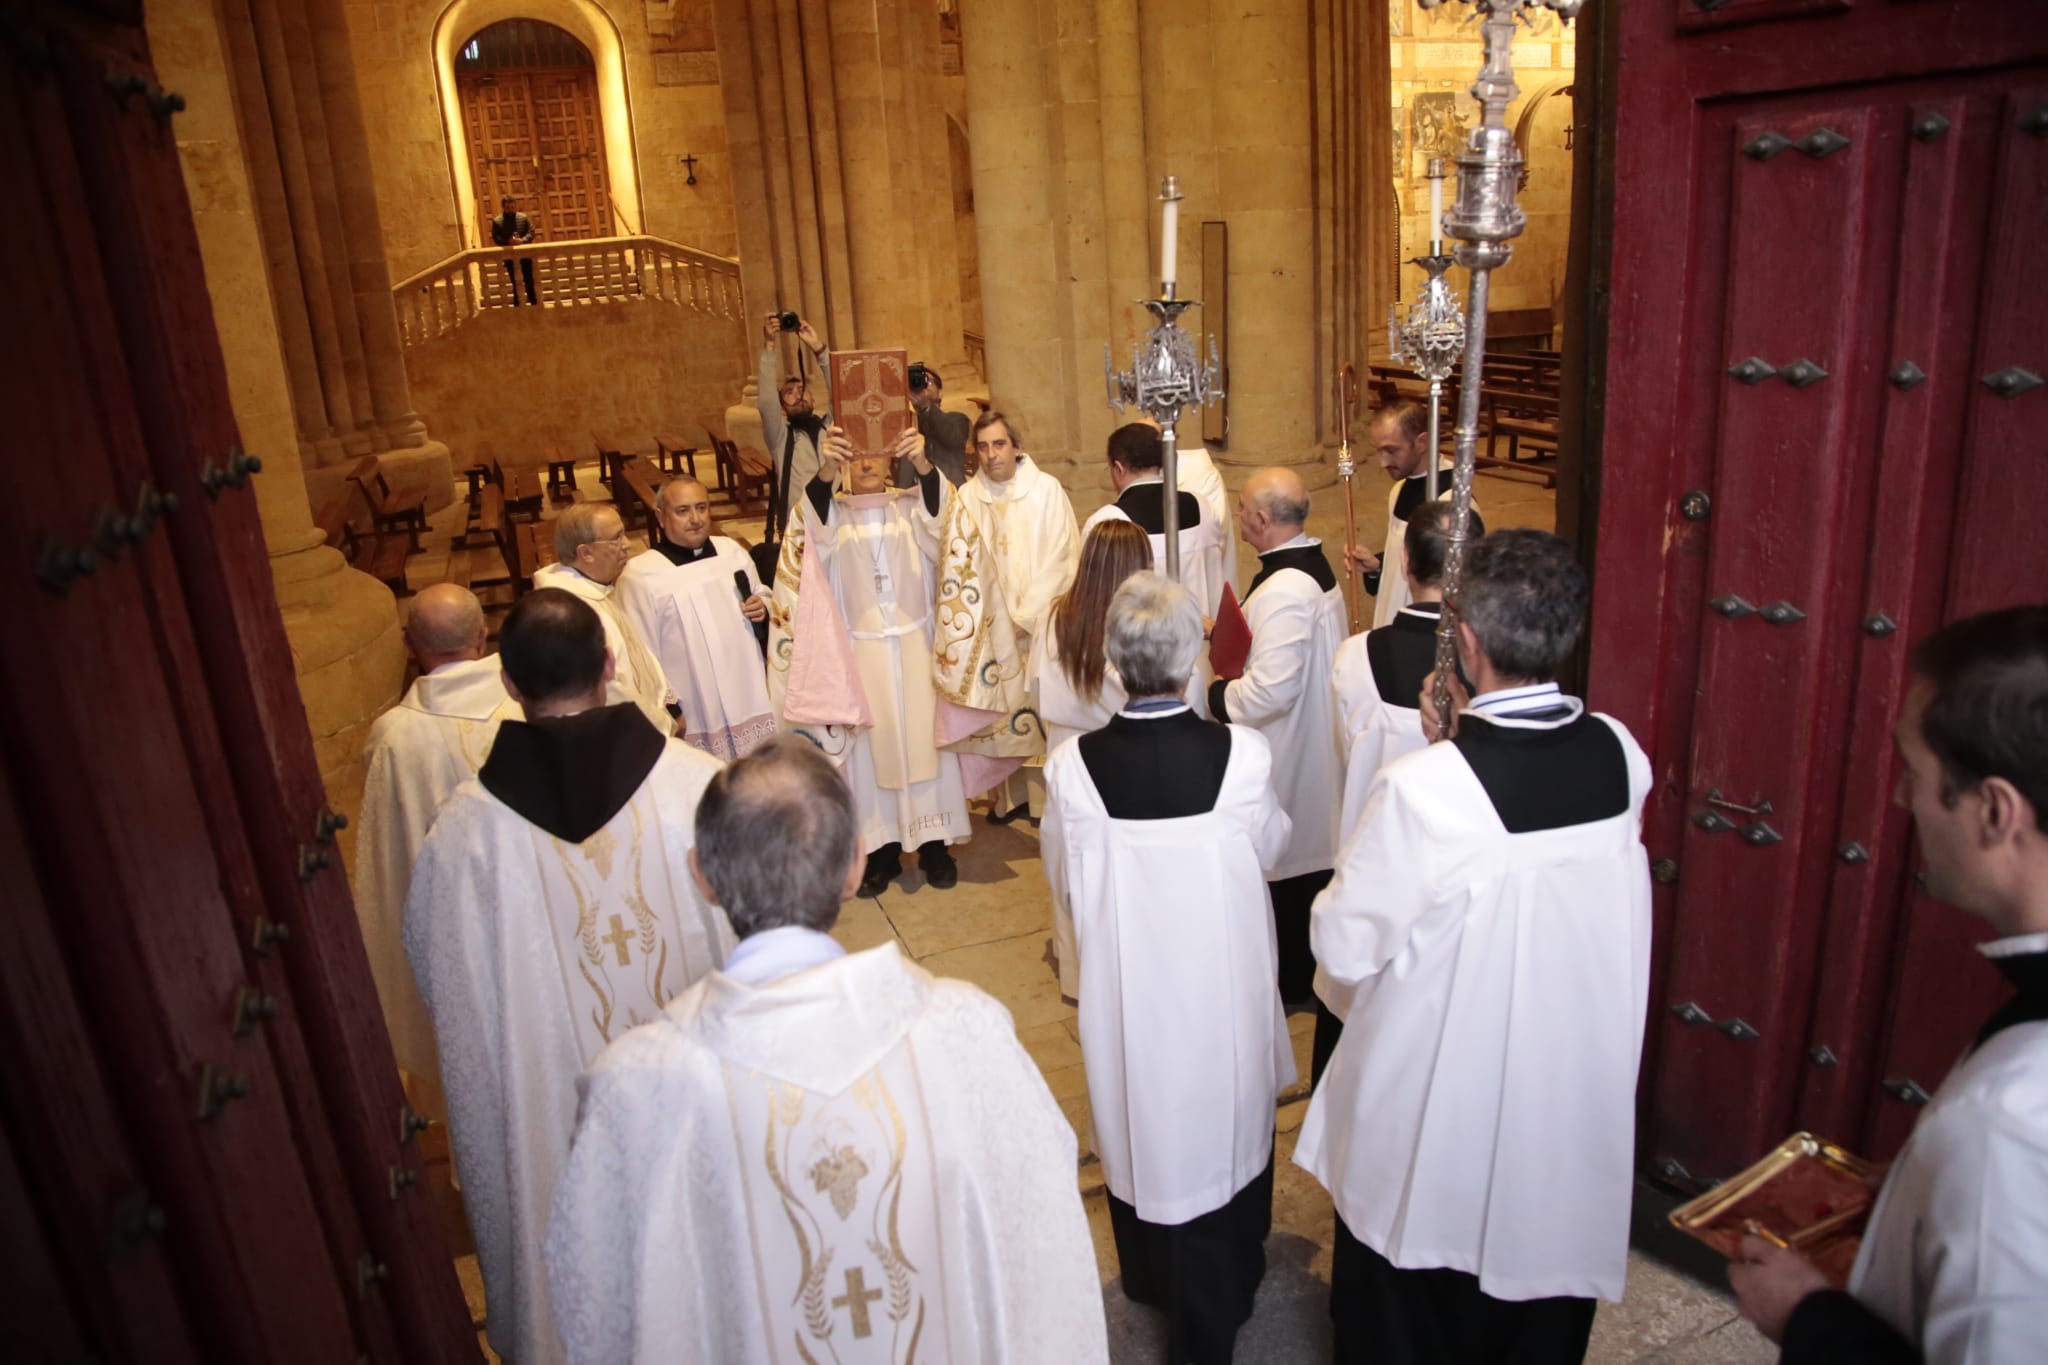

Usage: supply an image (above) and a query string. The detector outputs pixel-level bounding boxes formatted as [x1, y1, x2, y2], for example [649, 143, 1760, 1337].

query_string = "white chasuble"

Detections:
[1295, 710, 1653, 1303]
[767, 486, 969, 853]
[1042, 729, 1295, 1222]
[954, 456, 1080, 640]
[354, 657, 520, 1121]
[1370, 464, 1476, 628]
[617, 537, 775, 759]
[1217, 552, 1348, 879]
[533, 562, 675, 732]
[404, 741, 733, 1365]
[546, 943, 1110, 1364]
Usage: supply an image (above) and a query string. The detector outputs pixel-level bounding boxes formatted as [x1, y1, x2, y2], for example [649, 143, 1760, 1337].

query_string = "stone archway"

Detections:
[431, 0, 643, 248]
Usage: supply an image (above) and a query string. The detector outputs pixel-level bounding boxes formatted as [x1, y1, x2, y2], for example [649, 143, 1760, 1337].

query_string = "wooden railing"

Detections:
[963, 330, 985, 377]
[391, 235, 743, 349]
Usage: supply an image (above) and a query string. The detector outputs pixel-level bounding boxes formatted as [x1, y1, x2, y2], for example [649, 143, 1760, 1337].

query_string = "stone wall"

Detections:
[1389, 0, 1576, 328]
[343, 0, 739, 281]
[403, 299, 747, 460]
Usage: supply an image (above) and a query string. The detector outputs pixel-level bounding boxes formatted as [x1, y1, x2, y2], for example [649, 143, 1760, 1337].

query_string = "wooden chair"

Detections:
[319, 496, 410, 593]
[347, 455, 429, 551]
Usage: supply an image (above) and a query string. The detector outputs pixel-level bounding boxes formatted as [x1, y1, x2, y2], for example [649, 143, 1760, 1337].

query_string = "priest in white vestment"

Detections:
[355, 585, 520, 1123]
[1207, 467, 1347, 1009]
[616, 476, 775, 759]
[1314, 501, 1481, 1084]
[766, 426, 970, 897]
[942, 412, 1079, 820]
[1729, 606, 2048, 1365]
[546, 736, 1108, 1365]
[1152, 415, 1241, 595]
[404, 589, 732, 1365]
[1347, 399, 1481, 628]
[1043, 573, 1293, 1364]
[1297, 530, 1651, 1364]
[533, 502, 674, 733]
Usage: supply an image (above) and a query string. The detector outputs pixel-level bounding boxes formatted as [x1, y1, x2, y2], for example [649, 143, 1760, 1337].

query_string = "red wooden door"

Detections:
[1586, 1, 2047, 1186]
[3, 6, 476, 1359]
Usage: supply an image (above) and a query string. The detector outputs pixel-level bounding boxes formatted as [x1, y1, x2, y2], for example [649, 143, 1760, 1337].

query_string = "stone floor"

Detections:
[424, 452, 1766, 1361]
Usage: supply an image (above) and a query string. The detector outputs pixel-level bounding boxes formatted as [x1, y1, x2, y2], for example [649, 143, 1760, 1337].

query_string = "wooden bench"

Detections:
[590, 431, 630, 489]
[347, 455, 428, 550]
[473, 483, 556, 597]
[619, 455, 666, 540]
[318, 497, 410, 593]
[654, 433, 701, 481]
[540, 441, 579, 501]
[717, 436, 773, 519]
[1479, 387, 1561, 487]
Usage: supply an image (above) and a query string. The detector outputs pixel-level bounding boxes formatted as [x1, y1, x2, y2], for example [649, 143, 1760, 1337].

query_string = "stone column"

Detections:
[149, 0, 405, 814]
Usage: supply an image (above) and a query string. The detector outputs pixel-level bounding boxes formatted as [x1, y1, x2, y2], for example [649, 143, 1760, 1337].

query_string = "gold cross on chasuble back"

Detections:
[601, 913, 633, 965]
[832, 1266, 882, 1338]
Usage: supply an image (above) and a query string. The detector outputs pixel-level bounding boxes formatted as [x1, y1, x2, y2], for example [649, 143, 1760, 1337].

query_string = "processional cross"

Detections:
[832, 1265, 883, 1338]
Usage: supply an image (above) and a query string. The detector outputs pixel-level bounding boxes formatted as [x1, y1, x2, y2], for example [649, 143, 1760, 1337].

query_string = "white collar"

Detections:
[1397, 603, 1443, 620]
[1467, 682, 1584, 727]
[404, 655, 511, 721]
[1981, 931, 2048, 960]
[1260, 532, 1320, 556]
[1117, 701, 1192, 720]
[720, 926, 847, 987]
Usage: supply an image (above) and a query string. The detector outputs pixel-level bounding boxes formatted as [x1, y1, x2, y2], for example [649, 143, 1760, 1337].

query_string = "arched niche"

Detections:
[432, 0, 642, 248]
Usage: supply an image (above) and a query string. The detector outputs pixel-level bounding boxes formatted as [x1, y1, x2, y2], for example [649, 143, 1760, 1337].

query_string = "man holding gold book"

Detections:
[1732, 606, 2048, 1365]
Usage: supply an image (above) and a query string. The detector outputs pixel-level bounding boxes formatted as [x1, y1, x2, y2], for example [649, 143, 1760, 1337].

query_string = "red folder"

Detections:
[1210, 583, 1252, 681]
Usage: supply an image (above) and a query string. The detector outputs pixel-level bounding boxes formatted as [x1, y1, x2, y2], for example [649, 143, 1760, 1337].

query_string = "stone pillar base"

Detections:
[270, 543, 405, 826]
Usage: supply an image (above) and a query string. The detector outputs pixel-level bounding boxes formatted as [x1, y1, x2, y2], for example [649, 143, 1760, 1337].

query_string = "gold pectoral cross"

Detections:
[601, 913, 633, 966]
[832, 1266, 883, 1338]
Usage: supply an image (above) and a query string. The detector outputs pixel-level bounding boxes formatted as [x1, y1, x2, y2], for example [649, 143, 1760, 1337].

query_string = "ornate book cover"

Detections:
[829, 349, 912, 458]
[1668, 1132, 1886, 1287]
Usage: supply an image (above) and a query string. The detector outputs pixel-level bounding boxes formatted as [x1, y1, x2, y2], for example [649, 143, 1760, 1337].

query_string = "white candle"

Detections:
[1429, 172, 1444, 251]
[1160, 190, 1179, 290]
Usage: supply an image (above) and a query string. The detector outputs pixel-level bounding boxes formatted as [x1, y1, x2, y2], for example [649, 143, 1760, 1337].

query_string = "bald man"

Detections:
[1209, 468, 1347, 1007]
[355, 584, 521, 1123]
[533, 503, 674, 733]
[616, 478, 776, 759]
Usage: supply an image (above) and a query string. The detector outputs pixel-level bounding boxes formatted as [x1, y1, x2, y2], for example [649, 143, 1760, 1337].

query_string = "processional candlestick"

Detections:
[1388, 158, 1467, 505]
[1419, 0, 1583, 737]
[1106, 176, 1225, 582]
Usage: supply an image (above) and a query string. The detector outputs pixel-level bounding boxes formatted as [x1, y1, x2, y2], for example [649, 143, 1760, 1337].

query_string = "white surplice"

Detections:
[403, 740, 734, 1365]
[532, 562, 675, 732]
[1216, 539, 1348, 880]
[1081, 477, 1228, 619]
[1175, 442, 1241, 596]
[1042, 720, 1296, 1222]
[1844, 939, 2048, 1363]
[545, 941, 1110, 1364]
[616, 537, 775, 760]
[353, 657, 521, 1120]
[1295, 702, 1653, 1303]
[775, 484, 970, 853]
[1370, 463, 1474, 628]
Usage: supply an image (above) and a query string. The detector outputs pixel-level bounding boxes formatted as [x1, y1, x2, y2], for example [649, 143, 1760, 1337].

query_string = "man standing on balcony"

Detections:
[491, 194, 537, 306]
[758, 312, 835, 535]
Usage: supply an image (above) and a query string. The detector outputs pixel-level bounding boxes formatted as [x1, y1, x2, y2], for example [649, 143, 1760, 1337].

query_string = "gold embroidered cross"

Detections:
[601, 914, 633, 966]
[832, 1266, 882, 1338]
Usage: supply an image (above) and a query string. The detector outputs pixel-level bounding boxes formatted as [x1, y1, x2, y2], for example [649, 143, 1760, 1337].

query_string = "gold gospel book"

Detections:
[1668, 1132, 1886, 1287]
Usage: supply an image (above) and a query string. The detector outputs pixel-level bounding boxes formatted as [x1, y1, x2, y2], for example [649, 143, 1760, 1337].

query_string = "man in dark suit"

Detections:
[910, 362, 971, 486]
[490, 195, 537, 305]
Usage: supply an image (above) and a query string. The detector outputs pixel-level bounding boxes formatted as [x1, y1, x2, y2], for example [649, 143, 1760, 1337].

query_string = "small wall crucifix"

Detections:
[678, 153, 699, 186]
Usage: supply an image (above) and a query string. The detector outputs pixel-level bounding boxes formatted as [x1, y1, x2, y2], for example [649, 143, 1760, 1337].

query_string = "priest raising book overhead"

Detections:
[403, 590, 733, 1365]
[547, 737, 1110, 1364]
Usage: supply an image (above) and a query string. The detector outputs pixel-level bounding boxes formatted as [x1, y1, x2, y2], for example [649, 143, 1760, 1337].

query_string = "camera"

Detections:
[908, 362, 932, 392]
[777, 311, 801, 332]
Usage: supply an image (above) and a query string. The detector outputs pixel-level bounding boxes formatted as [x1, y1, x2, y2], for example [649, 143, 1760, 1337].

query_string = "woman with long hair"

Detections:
[1033, 519, 1159, 755]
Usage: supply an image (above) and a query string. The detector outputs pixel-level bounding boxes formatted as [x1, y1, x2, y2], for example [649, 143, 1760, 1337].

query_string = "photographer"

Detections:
[909, 361, 971, 487]
[757, 311, 835, 531]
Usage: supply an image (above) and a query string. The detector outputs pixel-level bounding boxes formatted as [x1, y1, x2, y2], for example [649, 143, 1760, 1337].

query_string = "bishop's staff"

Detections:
[1422, 0, 1583, 738]
[1335, 362, 1362, 632]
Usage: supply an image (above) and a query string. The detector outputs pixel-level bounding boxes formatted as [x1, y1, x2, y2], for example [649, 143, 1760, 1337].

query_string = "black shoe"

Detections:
[985, 802, 1029, 826]
[859, 845, 902, 899]
[917, 841, 958, 890]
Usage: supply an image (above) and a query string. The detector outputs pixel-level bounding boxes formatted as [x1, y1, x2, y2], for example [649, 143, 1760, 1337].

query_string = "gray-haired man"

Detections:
[1043, 572, 1295, 1364]
[547, 737, 1110, 1363]
[1297, 529, 1653, 1364]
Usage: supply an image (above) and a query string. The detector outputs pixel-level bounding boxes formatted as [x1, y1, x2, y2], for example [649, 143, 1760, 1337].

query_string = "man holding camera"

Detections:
[910, 361, 971, 487]
[758, 312, 835, 532]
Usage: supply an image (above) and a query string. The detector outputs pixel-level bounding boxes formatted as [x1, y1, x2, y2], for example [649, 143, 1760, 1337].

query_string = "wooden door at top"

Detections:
[1585, 1, 2048, 1186]
[460, 69, 609, 241]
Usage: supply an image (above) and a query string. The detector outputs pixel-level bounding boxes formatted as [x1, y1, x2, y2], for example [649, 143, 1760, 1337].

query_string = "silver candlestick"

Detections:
[1105, 177, 1225, 582]
[1389, 158, 1467, 503]
[1419, 0, 1582, 738]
